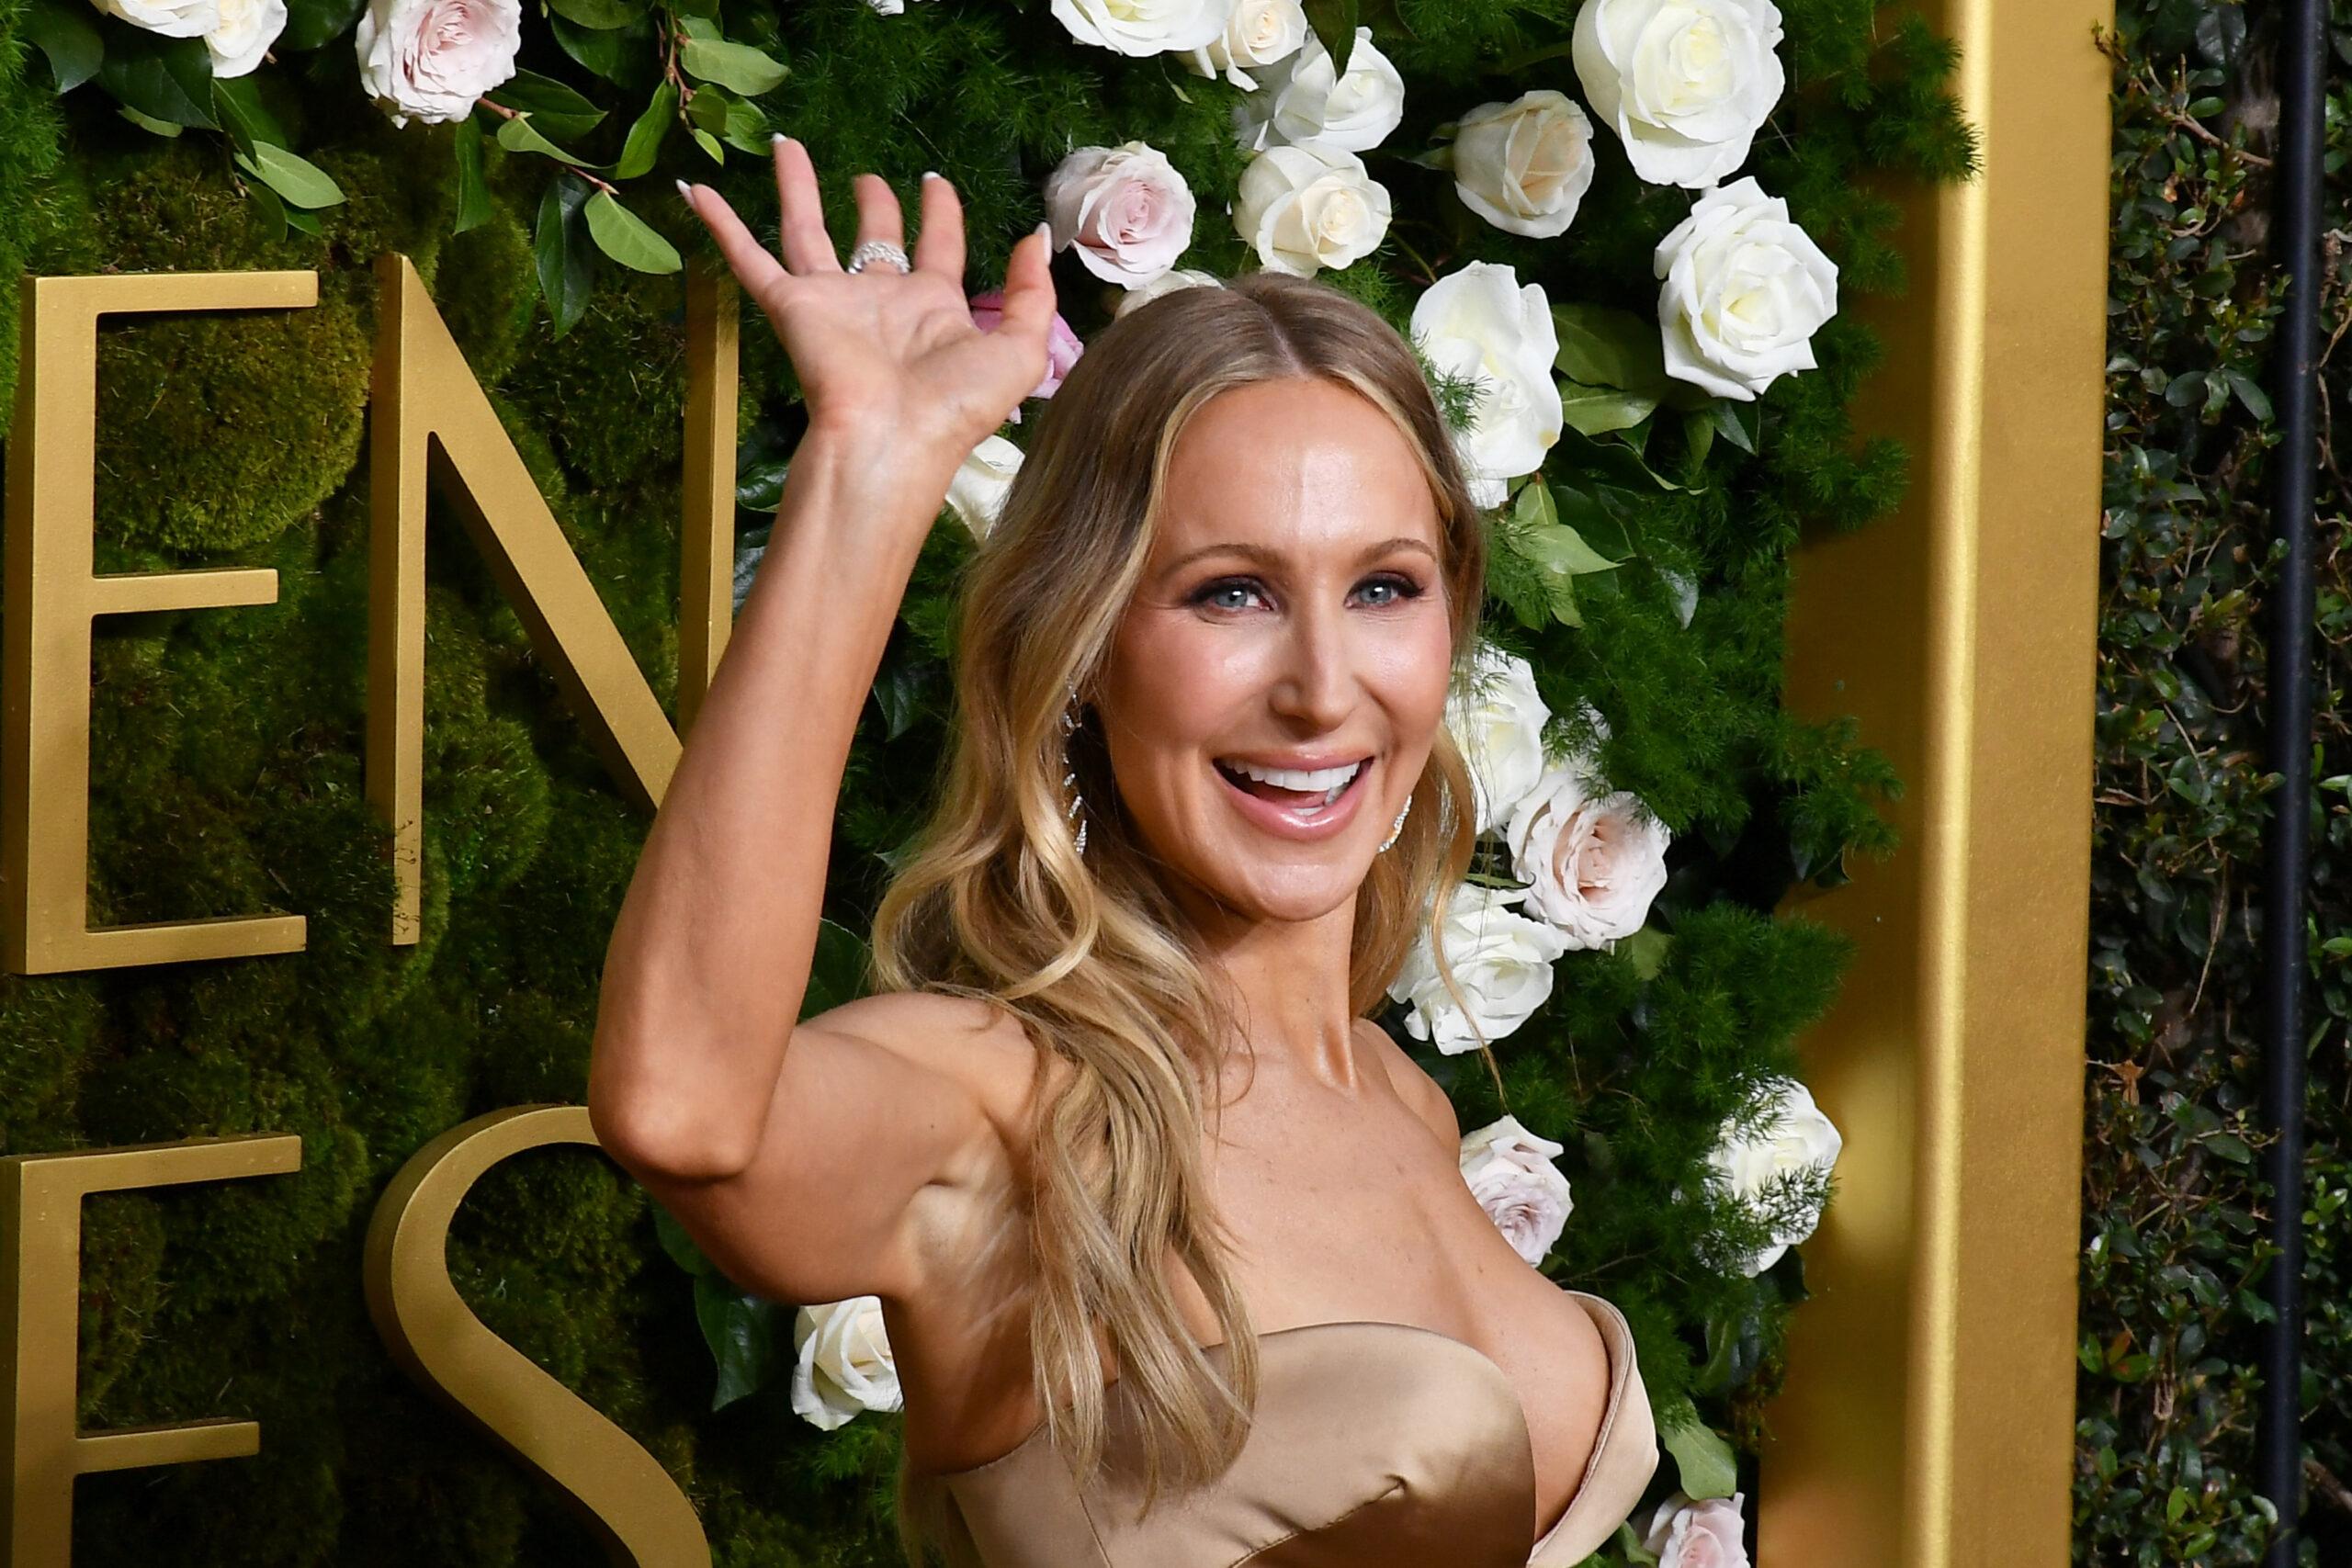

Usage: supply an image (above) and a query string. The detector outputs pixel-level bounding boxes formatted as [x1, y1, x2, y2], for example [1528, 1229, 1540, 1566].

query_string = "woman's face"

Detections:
[1097, 375, 1454, 926]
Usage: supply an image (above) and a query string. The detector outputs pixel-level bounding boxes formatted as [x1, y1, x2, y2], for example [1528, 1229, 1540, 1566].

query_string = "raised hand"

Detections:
[679, 138, 1057, 480]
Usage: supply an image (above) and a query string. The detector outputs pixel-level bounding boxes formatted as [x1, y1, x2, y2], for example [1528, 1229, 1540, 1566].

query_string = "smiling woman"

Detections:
[593, 142, 1656, 1568]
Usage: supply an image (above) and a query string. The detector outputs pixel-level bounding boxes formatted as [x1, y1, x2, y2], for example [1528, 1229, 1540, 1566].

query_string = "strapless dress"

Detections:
[901, 1288, 1659, 1566]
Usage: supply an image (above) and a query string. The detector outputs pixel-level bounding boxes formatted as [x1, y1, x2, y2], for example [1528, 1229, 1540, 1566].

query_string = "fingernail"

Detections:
[922, 169, 940, 182]
[1035, 220, 1053, 243]
[675, 178, 693, 200]
[771, 131, 786, 146]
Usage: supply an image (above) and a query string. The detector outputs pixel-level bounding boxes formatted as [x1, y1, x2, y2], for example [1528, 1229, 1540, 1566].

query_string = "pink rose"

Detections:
[1459, 1113, 1573, 1265]
[1643, 1490, 1749, 1568]
[969, 291, 1082, 422]
[1042, 140, 1197, 286]
[1501, 768, 1671, 952]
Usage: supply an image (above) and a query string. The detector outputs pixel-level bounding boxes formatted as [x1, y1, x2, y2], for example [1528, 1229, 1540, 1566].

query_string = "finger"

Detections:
[770, 134, 842, 274]
[911, 171, 966, 283]
[990, 222, 1059, 345]
[680, 180, 790, 299]
[852, 172, 906, 253]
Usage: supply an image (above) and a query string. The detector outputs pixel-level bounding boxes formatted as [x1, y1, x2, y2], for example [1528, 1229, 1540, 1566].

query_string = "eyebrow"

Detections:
[1159, 537, 1440, 575]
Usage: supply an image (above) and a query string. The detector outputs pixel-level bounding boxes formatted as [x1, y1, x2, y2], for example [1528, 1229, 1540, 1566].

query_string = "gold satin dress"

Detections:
[902, 1289, 1660, 1566]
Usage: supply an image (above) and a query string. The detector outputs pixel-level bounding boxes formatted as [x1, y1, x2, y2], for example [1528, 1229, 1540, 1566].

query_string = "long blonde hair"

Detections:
[869, 269, 1492, 1549]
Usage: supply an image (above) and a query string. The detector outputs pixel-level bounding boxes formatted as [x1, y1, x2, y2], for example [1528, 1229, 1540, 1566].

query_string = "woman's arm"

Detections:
[586, 433, 944, 1175]
[586, 142, 1054, 1303]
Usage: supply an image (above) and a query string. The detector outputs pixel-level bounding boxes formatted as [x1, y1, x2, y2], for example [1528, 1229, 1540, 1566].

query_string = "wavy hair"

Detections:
[869, 269, 1493, 1554]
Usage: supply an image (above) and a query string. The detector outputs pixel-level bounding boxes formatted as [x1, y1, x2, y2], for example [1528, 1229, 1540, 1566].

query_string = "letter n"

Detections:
[368, 254, 740, 944]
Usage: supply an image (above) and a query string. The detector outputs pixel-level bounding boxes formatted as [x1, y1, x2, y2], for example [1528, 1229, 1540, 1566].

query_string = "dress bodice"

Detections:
[900, 1288, 1659, 1567]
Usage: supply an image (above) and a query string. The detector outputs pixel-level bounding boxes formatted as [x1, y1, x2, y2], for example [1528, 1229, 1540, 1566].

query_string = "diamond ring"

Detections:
[845, 240, 912, 275]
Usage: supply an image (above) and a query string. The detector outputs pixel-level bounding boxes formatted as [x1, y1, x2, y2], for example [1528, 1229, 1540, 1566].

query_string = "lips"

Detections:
[1213, 755, 1373, 842]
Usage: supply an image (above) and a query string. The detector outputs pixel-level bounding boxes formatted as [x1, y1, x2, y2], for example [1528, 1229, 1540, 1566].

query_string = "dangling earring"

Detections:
[1059, 682, 1089, 858]
[1377, 793, 1411, 853]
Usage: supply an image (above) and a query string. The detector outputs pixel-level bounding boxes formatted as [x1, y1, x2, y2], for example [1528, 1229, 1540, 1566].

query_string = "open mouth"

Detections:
[1213, 756, 1371, 818]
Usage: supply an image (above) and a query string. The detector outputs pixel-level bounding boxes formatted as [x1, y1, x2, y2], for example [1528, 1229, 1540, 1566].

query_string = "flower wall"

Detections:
[0, 0, 1968, 1561]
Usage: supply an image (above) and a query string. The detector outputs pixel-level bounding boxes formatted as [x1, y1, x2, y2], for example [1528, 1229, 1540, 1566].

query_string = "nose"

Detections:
[1266, 595, 1359, 732]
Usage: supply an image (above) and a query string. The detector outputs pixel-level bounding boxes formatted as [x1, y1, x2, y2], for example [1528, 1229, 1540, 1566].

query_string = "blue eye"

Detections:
[1190, 574, 1428, 612]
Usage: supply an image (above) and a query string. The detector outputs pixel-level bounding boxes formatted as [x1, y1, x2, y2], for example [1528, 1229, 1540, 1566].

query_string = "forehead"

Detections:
[1153, 378, 1440, 556]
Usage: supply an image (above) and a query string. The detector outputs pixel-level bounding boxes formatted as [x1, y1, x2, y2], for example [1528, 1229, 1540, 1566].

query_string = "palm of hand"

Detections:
[682, 141, 1058, 467]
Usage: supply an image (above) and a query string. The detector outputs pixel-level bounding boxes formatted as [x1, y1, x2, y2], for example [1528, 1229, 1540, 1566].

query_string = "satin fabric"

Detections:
[902, 1289, 1659, 1567]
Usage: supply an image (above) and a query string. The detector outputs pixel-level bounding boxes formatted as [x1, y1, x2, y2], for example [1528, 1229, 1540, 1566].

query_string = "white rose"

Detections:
[1386, 884, 1570, 1054]
[354, 0, 520, 128]
[1233, 25, 1405, 154]
[1044, 141, 1197, 288]
[1051, 0, 1226, 56]
[1704, 1077, 1841, 1275]
[1503, 770, 1669, 950]
[203, 0, 284, 74]
[1114, 267, 1223, 318]
[1232, 141, 1391, 277]
[1572, 0, 1785, 187]
[1654, 175, 1838, 400]
[1182, 0, 1306, 90]
[1409, 262, 1561, 506]
[944, 434, 1022, 539]
[93, 0, 218, 39]
[1460, 1113, 1575, 1266]
[1450, 89, 1598, 239]
[1443, 644, 1553, 836]
[789, 1295, 903, 1431]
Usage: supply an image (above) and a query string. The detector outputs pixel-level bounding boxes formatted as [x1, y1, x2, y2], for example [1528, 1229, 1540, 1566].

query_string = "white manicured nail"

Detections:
[922, 170, 940, 182]
[675, 179, 692, 200]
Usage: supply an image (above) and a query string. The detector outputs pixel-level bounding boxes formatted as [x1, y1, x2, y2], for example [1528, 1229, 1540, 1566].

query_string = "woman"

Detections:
[588, 137, 1660, 1567]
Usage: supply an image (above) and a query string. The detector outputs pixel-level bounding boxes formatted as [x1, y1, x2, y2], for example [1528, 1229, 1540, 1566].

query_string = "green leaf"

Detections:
[452, 116, 492, 234]
[551, 12, 659, 87]
[534, 177, 595, 338]
[209, 74, 288, 155]
[680, 36, 787, 95]
[489, 67, 607, 141]
[690, 125, 723, 164]
[1551, 301, 1670, 393]
[1704, 398, 1760, 454]
[235, 141, 346, 209]
[1622, 926, 1671, 981]
[496, 109, 594, 167]
[548, 0, 645, 26]
[1560, 378, 1659, 437]
[613, 80, 677, 182]
[650, 1200, 719, 1276]
[693, 1277, 785, 1410]
[96, 24, 216, 129]
[1301, 0, 1359, 76]
[683, 79, 766, 154]
[246, 179, 289, 244]
[802, 918, 872, 1016]
[117, 103, 184, 135]
[22, 0, 104, 93]
[283, 201, 323, 236]
[277, 0, 366, 50]
[1613, 1518, 1663, 1567]
[583, 188, 681, 274]
[1657, 1404, 1738, 1500]
[1681, 406, 1715, 467]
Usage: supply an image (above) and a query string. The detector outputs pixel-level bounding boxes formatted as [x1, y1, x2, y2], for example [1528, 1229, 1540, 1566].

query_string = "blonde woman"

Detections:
[590, 138, 1661, 1566]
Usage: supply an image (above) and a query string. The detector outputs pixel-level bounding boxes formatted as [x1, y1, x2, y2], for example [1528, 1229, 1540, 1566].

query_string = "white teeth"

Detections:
[1222, 758, 1364, 793]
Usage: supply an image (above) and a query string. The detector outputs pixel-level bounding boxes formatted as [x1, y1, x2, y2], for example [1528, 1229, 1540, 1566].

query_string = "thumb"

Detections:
[991, 222, 1059, 350]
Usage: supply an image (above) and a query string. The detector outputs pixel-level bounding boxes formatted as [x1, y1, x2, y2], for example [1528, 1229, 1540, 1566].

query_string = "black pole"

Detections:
[2258, 3, 2322, 1563]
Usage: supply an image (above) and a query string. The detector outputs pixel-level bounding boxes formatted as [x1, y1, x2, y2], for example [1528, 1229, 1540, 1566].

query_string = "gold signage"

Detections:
[3, 257, 741, 970]
[1, 1134, 304, 1562]
[364, 1106, 707, 1566]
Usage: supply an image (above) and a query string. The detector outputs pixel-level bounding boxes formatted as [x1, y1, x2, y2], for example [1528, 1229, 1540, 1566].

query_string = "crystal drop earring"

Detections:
[1059, 682, 1088, 857]
[1377, 793, 1411, 853]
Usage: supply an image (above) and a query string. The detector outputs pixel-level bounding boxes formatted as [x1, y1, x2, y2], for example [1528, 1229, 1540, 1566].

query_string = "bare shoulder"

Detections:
[1361, 1021, 1460, 1153]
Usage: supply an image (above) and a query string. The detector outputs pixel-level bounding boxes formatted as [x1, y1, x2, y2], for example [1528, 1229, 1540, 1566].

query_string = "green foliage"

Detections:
[0, 0, 1976, 1562]
[2079, 3, 2352, 1562]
